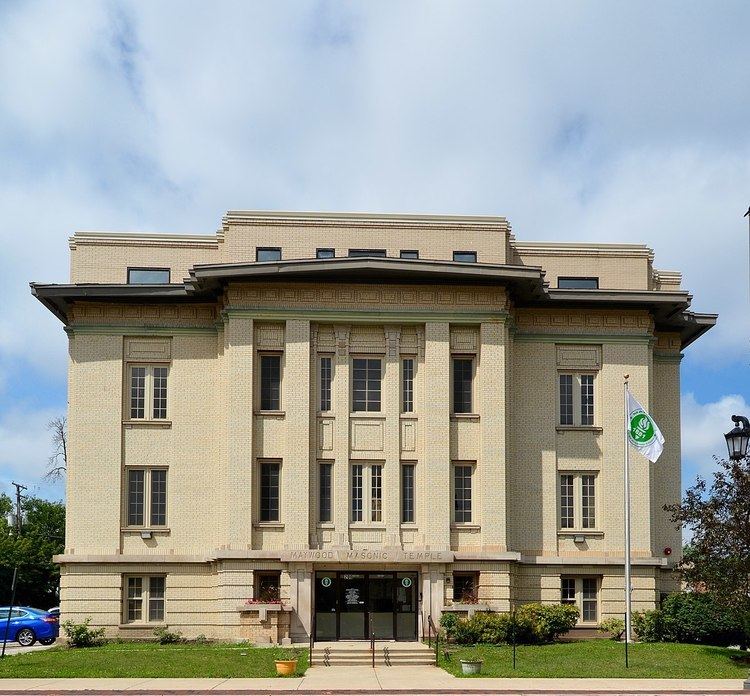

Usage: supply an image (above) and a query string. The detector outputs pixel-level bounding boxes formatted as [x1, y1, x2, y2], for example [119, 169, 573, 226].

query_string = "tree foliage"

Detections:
[0, 494, 65, 609]
[665, 455, 750, 615]
[44, 416, 67, 482]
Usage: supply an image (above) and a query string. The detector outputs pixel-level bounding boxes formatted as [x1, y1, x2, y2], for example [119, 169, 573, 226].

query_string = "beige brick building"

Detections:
[33, 210, 715, 643]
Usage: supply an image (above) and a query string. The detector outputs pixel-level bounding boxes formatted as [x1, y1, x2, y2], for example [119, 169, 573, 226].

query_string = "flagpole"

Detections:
[623, 375, 632, 644]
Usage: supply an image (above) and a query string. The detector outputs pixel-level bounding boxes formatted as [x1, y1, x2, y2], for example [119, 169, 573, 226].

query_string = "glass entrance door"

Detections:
[339, 573, 367, 639]
[395, 572, 418, 639]
[368, 573, 395, 639]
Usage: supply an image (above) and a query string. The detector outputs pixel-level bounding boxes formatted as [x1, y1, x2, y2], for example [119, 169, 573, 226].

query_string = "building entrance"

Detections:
[314, 570, 418, 641]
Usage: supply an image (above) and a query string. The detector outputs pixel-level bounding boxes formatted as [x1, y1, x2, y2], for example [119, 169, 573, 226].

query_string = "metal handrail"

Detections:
[309, 611, 315, 666]
[369, 614, 375, 668]
[427, 615, 439, 666]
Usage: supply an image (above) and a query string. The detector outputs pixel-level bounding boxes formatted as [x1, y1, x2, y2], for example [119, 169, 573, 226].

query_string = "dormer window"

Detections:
[256, 248, 282, 262]
[558, 277, 599, 289]
[127, 268, 170, 284]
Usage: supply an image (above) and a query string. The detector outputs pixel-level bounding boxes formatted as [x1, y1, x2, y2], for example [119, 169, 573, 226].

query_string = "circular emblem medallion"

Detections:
[321, 576, 332, 588]
[401, 577, 413, 588]
[629, 411, 655, 445]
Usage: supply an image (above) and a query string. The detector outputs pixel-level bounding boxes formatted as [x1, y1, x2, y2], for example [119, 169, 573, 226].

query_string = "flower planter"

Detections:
[460, 659, 483, 675]
[274, 659, 298, 676]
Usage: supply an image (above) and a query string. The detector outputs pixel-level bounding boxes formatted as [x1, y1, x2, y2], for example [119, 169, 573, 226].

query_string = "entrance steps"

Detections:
[311, 640, 435, 667]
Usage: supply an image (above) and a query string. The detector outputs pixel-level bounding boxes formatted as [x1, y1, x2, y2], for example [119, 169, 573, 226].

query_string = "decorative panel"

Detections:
[351, 420, 384, 451]
[349, 326, 385, 354]
[555, 344, 602, 370]
[401, 419, 417, 452]
[450, 327, 478, 353]
[314, 324, 336, 350]
[350, 529, 385, 547]
[318, 419, 333, 451]
[124, 336, 172, 362]
[254, 323, 285, 350]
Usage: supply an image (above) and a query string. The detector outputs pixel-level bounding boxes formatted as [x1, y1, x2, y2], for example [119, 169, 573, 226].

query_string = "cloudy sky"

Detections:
[1, 0, 748, 501]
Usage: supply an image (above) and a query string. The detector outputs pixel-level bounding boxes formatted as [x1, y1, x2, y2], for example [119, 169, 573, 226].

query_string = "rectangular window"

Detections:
[260, 461, 280, 522]
[559, 373, 596, 426]
[254, 571, 281, 602]
[561, 577, 576, 605]
[453, 572, 478, 603]
[453, 250, 477, 263]
[128, 365, 169, 421]
[127, 268, 170, 284]
[401, 463, 415, 523]
[148, 576, 165, 621]
[582, 578, 598, 621]
[559, 474, 574, 529]
[319, 356, 332, 412]
[124, 576, 166, 623]
[401, 358, 414, 413]
[559, 473, 598, 530]
[371, 464, 383, 522]
[127, 468, 167, 527]
[558, 277, 599, 289]
[316, 248, 335, 258]
[352, 358, 382, 412]
[452, 358, 473, 414]
[126, 577, 142, 622]
[319, 462, 332, 523]
[260, 354, 281, 411]
[348, 249, 387, 257]
[453, 464, 473, 523]
[400, 250, 419, 259]
[351, 464, 363, 522]
[256, 247, 281, 262]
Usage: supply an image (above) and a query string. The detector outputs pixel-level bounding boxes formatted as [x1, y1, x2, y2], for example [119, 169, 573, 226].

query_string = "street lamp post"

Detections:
[724, 415, 750, 461]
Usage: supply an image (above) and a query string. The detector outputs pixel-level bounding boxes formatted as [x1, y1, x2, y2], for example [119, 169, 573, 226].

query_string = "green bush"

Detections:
[634, 593, 746, 646]
[439, 612, 458, 639]
[598, 617, 625, 640]
[61, 618, 106, 648]
[154, 627, 184, 644]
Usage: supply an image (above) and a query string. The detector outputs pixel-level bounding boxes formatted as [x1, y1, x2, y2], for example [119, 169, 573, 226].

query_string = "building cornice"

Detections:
[70, 231, 222, 250]
[512, 240, 654, 260]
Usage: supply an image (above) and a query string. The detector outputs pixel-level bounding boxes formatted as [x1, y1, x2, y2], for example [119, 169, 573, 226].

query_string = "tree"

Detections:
[665, 455, 750, 624]
[0, 495, 65, 608]
[44, 416, 67, 482]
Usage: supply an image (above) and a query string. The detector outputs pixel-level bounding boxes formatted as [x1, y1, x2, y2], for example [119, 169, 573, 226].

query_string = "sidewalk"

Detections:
[0, 666, 746, 694]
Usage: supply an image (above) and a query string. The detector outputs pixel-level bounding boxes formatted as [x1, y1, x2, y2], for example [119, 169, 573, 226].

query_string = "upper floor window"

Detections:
[259, 460, 281, 522]
[558, 277, 599, 289]
[259, 354, 281, 411]
[401, 358, 414, 413]
[401, 462, 415, 523]
[256, 247, 281, 262]
[316, 248, 335, 259]
[319, 461, 333, 523]
[352, 358, 382, 412]
[452, 357, 474, 414]
[348, 249, 386, 257]
[127, 268, 170, 284]
[351, 462, 383, 523]
[400, 250, 419, 259]
[128, 365, 169, 421]
[453, 251, 477, 263]
[319, 356, 332, 412]
[559, 373, 596, 426]
[126, 468, 167, 527]
[124, 575, 165, 623]
[453, 462, 473, 523]
[559, 472, 597, 529]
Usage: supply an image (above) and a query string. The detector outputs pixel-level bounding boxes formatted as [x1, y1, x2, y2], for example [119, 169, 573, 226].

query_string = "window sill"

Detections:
[556, 426, 602, 432]
[316, 523, 335, 529]
[451, 523, 481, 530]
[255, 410, 285, 417]
[348, 524, 387, 530]
[400, 523, 418, 529]
[119, 622, 166, 629]
[558, 530, 604, 537]
[349, 412, 386, 418]
[317, 412, 335, 418]
[123, 420, 172, 429]
[451, 413, 480, 421]
[254, 522, 284, 529]
[121, 527, 170, 534]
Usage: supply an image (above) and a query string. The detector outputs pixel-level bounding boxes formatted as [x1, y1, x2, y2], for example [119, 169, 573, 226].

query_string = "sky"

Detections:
[0, 0, 749, 502]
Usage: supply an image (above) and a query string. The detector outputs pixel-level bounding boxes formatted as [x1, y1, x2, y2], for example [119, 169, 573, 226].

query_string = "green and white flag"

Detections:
[626, 392, 664, 463]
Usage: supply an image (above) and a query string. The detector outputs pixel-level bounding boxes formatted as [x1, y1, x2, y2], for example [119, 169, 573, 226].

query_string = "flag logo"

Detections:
[629, 411, 656, 445]
[626, 391, 664, 462]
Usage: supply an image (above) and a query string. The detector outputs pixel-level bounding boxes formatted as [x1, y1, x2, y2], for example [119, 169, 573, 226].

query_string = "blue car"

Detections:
[0, 607, 59, 647]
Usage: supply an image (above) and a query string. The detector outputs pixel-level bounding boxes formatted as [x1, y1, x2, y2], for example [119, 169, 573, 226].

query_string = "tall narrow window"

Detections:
[150, 469, 167, 526]
[130, 367, 146, 419]
[559, 374, 573, 426]
[148, 577, 165, 621]
[581, 474, 596, 528]
[371, 464, 383, 522]
[352, 358, 382, 412]
[152, 367, 168, 419]
[580, 375, 594, 426]
[319, 462, 332, 523]
[582, 578, 598, 621]
[560, 474, 574, 529]
[453, 464, 473, 523]
[260, 461, 280, 522]
[127, 470, 145, 526]
[401, 463, 415, 523]
[127, 577, 142, 622]
[452, 358, 473, 413]
[260, 355, 281, 411]
[319, 357, 332, 412]
[561, 577, 576, 605]
[401, 358, 414, 413]
[351, 464, 363, 522]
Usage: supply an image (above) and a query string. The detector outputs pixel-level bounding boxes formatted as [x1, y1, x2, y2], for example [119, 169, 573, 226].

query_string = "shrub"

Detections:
[61, 618, 106, 648]
[439, 612, 458, 639]
[633, 593, 745, 646]
[451, 611, 508, 644]
[154, 627, 184, 644]
[598, 617, 625, 640]
[515, 603, 579, 643]
[194, 633, 208, 644]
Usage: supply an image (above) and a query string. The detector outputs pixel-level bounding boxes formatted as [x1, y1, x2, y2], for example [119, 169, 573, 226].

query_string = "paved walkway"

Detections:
[0, 666, 745, 694]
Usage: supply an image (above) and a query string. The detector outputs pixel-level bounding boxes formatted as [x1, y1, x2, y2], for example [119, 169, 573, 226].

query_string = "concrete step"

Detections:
[311, 643, 436, 666]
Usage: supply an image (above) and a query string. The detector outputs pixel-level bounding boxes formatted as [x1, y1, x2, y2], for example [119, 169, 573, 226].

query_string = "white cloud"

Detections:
[681, 392, 750, 481]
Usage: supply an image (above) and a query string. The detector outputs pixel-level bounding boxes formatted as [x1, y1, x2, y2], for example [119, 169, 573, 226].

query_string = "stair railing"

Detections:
[427, 614, 439, 666]
[370, 613, 375, 668]
[309, 610, 315, 666]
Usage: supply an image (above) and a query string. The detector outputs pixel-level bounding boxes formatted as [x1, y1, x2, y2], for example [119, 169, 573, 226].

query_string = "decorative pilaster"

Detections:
[333, 326, 351, 546]
[383, 325, 401, 544]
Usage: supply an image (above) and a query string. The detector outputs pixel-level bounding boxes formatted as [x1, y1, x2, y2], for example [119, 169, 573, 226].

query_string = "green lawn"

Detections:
[0, 642, 308, 678]
[439, 640, 750, 678]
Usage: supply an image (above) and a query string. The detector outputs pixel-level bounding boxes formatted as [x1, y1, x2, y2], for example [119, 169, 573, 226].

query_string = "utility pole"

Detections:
[2, 483, 26, 658]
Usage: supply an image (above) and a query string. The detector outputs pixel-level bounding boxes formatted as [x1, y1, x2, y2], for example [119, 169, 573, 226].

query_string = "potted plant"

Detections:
[459, 653, 483, 675]
[274, 647, 300, 677]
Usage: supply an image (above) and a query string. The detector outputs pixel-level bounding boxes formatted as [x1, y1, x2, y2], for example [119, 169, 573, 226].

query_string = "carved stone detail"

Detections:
[335, 326, 351, 356]
[254, 323, 285, 350]
[556, 344, 602, 370]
